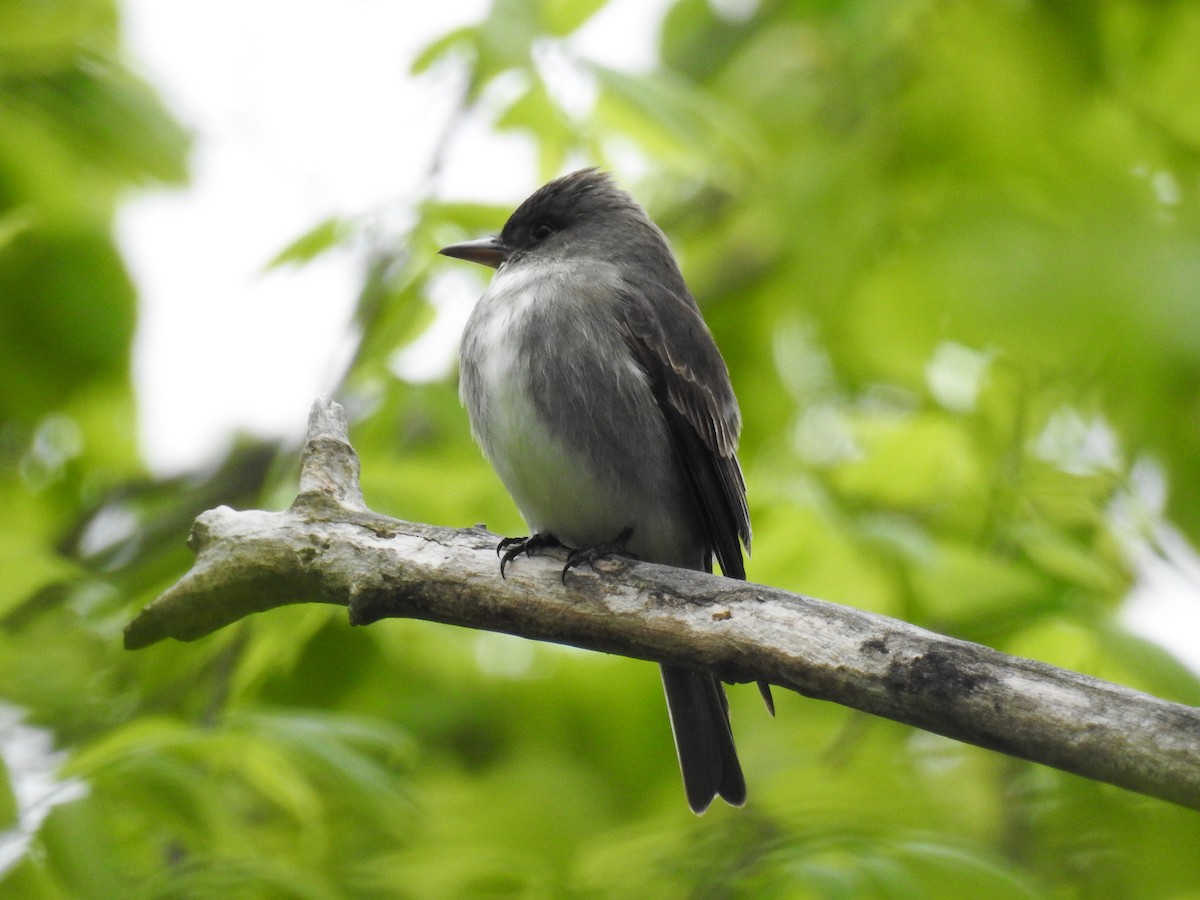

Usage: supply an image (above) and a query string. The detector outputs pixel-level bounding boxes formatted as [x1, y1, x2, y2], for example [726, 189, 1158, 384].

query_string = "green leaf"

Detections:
[591, 64, 764, 183]
[0, 228, 136, 418]
[0, 0, 114, 77]
[266, 217, 355, 270]
[830, 411, 985, 515]
[0, 208, 34, 250]
[1008, 521, 1126, 594]
[911, 538, 1048, 623]
[0, 752, 15, 832]
[410, 25, 478, 75]
[539, 0, 606, 36]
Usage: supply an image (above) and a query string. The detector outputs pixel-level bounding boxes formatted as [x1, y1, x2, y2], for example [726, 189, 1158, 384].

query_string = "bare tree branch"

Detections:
[125, 395, 1200, 812]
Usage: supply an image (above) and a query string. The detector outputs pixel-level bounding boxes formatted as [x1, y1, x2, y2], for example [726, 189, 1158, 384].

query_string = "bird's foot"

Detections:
[561, 525, 638, 583]
[497, 532, 561, 579]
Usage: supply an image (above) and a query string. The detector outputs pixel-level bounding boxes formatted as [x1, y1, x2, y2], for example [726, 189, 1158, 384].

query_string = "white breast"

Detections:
[459, 260, 701, 566]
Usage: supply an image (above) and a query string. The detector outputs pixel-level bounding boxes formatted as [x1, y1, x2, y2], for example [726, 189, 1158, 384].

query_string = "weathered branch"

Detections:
[126, 395, 1200, 811]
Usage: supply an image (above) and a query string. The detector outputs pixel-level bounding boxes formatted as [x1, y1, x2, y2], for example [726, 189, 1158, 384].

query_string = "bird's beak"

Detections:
[438, 236, 511, 269]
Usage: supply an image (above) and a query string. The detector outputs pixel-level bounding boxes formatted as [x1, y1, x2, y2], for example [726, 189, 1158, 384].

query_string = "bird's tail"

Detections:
[660, 663, 746, 814]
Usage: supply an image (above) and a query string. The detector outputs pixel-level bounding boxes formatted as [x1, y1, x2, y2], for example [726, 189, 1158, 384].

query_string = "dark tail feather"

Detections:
[660, 663, 746, 813]
[758, 679, 776, 716]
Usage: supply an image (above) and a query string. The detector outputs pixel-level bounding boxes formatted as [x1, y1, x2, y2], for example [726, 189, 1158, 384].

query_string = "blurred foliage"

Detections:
[3, 0, 1200, 896]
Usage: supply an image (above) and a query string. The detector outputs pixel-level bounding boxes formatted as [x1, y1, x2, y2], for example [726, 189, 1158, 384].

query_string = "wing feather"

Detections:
[617, 286, 750, 577]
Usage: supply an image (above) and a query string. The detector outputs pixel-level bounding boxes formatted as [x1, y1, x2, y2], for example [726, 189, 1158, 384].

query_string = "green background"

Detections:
[3, 0, 1200, 896]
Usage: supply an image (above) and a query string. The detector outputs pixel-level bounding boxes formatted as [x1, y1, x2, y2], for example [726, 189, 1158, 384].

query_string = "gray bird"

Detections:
[441, 169, 756, 813]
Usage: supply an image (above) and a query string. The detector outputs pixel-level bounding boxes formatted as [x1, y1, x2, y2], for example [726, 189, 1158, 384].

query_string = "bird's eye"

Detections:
[530, 222, 554, 243]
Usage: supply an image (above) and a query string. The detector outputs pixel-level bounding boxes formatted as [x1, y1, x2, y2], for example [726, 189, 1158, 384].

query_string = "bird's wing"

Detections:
[617, 284, 750, 578]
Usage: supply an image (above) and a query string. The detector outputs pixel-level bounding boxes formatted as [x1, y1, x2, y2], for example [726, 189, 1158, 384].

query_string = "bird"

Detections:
[440, 168, 756, 813]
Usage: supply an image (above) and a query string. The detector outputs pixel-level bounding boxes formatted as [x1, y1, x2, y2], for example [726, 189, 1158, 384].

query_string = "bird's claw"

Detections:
[561, 525, 637, 583]
[497, 533, 561, 579]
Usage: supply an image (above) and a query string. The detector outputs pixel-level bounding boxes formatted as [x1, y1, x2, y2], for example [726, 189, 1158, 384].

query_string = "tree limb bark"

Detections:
[125, 395, 1200, 812]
